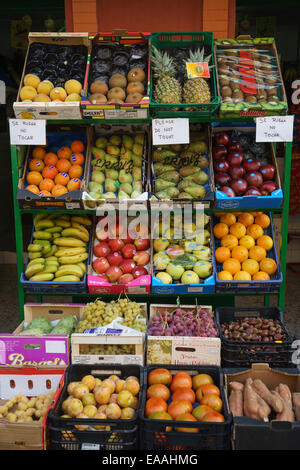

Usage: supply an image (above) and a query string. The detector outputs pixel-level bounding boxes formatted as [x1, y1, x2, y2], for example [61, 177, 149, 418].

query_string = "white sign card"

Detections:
[152, 118, 190, 146]
[9, 119, 46, 145]
[256, 115, 294, 142]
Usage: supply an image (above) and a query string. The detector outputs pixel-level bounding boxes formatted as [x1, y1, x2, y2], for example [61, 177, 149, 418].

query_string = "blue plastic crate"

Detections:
[152, 273, 215, 294]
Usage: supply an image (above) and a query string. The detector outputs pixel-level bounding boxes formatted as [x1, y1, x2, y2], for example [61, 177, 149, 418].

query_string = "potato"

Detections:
[27, 398, 37, 408]
[25, 407, 35, 417]
[35, 399, 44, 410]
[17, 402, 27, 411]
[7, 413, 17, 423]
[0, 405, 8, 416]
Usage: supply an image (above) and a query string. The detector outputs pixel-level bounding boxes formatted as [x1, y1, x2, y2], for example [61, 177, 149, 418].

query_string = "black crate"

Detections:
[139, 364, 232, 450]
[48, 363, 143, 451]
[216, 306, 295, 368]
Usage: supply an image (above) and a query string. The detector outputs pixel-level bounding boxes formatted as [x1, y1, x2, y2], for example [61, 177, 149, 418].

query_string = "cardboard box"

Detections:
[146, 304, 220, 365]
[13, 32, 89, 120]
[0, 366, 65, 450]
[0, 304, 84, 368]
[224, 363, 300, 450]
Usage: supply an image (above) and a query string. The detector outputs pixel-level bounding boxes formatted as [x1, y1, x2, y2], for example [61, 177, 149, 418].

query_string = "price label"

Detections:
[152, 118, 190, 146]
[186, 62, 210, 79]
[9, 119, 46, 145]
[256, 115, 294, 142]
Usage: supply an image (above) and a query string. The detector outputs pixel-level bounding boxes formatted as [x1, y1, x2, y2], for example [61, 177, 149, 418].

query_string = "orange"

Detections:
[259, 258, 277, 275]
[67, 178, 81, 191]
[56, 158, 72, 173]
[39, 178, 55, 192]
[233, 271, 251, 281]
[44, 152, 58, 166]
[42, 165, 58, 179]
[246, 224, 264, 240]
[39, 190, 52, 197]
[29, 158, 45, 172]
[237, 212, 254, 227]
[231, 245, 249, 263]
[223, 258, 241, 275]
[218, 271, 233, 281]
[55, 172, 70, 186]
[52, 184, 68, 197]
[255, 214, 271, 229]
[219, 213, 236, 226]
[32, 146, 46, 160]
[248, 245, 267, 262]
[57, 146, 72, 160]
[242, 259, 259, 276]
[213, 223, 229, 239]
[239, 235, 255, 250]
[229, 222, 246, 239]
[257, 235, 273, 251]
[252, 271, 270, 281]
[70, 152, 85, 165]
[221, 234, 238, 250]
[69, 164, 83, 179]
[26, 171, 43, 186]
[26, 184, 40, 195]
[215, 246, 231, 263]
[71, 140, 85, 153]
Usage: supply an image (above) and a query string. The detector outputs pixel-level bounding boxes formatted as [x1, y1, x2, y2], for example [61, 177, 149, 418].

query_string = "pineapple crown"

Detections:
[151, 46, 177, 78]
[184, 47, 214, 70]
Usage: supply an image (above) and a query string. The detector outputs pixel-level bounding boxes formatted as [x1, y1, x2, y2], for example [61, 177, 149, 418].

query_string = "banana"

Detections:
[35, 220, 55, 231]
[25, 263, 45, 278]
[59, 253, 88, 265]
[44, 245, 58, 258]
[54, 237, 87, 248]
[33, 239, 51, 247]
[33, 214, 48, 225]
[33, 231, 52, 240]
[29, 273, 54, 282]
[43, 264, 58, 274]
[27, 244, 42, 252]
[27, 258, 45, 268]
[44, 226, 63, 234]
[78, 262, 87, 274]
[55, 264, 84, 278]
[45, 260, 59, 268]
[61, 228, 89, 242]
[55, 246, 87, 257]
[52, 232, 61, 240]
[71, 216, 92, 227]
[28, 251, 42, 260]
[42, 245, 52, 256]
[55, 219, 72, 228]
[71, 222, 90, 238]
[56, 215, 71, 221]
[45, 256, 59, 262]
[54, 275, 81, 282]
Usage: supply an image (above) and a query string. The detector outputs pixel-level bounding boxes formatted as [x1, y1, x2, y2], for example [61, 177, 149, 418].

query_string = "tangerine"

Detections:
[56, 158, 72, 173]
[219, 213, 236, 226]
[26, 171, 43, 186]
[44, 152, 58, 166]
[237, 212, 254, 227]
[42, 165, 58, 179]
[67, 178, 81, 191]
[52, 184, 68, 197]
[218, 271, 233, 281]
[242, 259, 259, 276]
[26, 184, 40, 195]
[252, 271, 270, 281]
[29, 159, 45, 172]
[32, 146, 46, 160]
[222, 258, 241, 275]
[57, 146, 72, 160]
[229, 222, 246, 239]
[70, 152, 85, 165]
[55, 172, 70, 186]
[233, 271, 251, 281]
[39, 178, 55, 192]
[255, 214, 271, 229]
[69, 164, 83, 179]
[213, 222, 229, 239]
[257, 235, 273, 251]
[71, 140, 85, 153]
[239, 235, 255, 250]
[39, 190, 52, 197]
[221, 234, 239, 250]
[215, 246, 231, 263]
[231, 245, 249, 263]
[248, 245, 267, 262]
[259, 258, 277, 275]
[246, 224, 264, 240]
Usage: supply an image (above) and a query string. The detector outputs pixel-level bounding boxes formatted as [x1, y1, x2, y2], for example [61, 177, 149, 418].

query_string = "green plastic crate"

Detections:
[150, 32, 220, 118]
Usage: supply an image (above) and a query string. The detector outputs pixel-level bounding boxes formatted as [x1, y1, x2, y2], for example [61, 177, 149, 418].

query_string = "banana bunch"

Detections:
[25, 213, 92, 283]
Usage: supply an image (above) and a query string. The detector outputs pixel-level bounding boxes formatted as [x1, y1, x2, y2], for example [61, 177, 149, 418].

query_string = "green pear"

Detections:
[106, 144, 120, 156]
[178, 192, 192, 199]
[164, 187, 180, 198]
[156, 191, 169, 199]
[185, 171, 208, 185]
[119, 183, 133, 195]
[101, 192, 117, 199]
[133, 181, 142, 192]
[134, 135, 144, 145]
[122, 135, 134, 149]
[91, 170, 105, 184]
[197, 156, 209, 169]
[95, 137, 108, 149]
[132, 143, 143, 156]
[105, 155, 119, 167]
[105, 168, 119, 180]
[120, 149, 132, 160]
[178, 180, 191, 191]
[105, 178, 118, 193]
[132, 154, 142, 167]
[184, 185, 206, 198]
[91, 147, 106, 159]
[119, 170, 133, 184]
[109, 135, 122, 146]
[159, 170, 180, 183]
[188, 141, 207, 153]
[118, 190, 130, 199]
[161, 150, 176, 159]
[153, 149, 164, 162]
[155, 179, 176, 192]
[88, 181, 104, 193]
[179, 166, 200, 177]
[132, 167, 142, 181]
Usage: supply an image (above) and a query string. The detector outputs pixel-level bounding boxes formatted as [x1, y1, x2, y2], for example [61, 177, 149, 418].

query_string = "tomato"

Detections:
[148, 368, 172, 386]
[201, 411, 225, 422]
[170, 372, 192, 393]
[192, 405, 214, 421]
[192, 373, 213, 390]
[200, 394, 223, 413]
[148, 411, 172, 420]
[175, 413, 199, 433]
[172, 387, 195, 404]
[147, 384, 170, 402]
[145, 397, 167, 417]
[195, 384, 221, 401]
[168, 400, 193, 419]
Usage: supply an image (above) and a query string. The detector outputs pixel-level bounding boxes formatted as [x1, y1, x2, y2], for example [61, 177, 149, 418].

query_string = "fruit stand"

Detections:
[4, 30, 297, 451]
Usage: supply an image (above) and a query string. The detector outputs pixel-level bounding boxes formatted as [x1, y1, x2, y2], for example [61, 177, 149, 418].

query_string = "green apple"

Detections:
[118, 190, 130, 199]
[101, 192, 117, 199]
[133, 143, 143, 156]
[156, 272, 172, 284]
[166, 263, 184, 280]
[88, 181, 103, 193]
[132, 155, 142, 167]
[106, 144, 120, 156]
[153, 238, 169, 252]
[131, 190, 142, 199]
[105, 155, 118, 166]
[181, 270, 200, 284]
[154, 253, 170, 270]
[119, 183, 132, 195]
[87, 191, 102, 201]
[134, 135, 144, 145]
[132, 167, 142, 181]
[105, 168, 119, 180]
[120, 149, 132, 160]
[91, 147, 106, 159]
[122, 135, 134, 149]
[91, 170, 105, 184]
[119, 170, 133, 184]
[105, 178, 118, 193]
[109, 135, 122, 146]
[193, 246, 211, 260]
[193, 261, 212, 279]
[133, 181, 142, 192]
[95, 137, 108, 149]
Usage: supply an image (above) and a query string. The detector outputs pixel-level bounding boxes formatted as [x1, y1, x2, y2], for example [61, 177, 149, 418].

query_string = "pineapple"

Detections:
[151, 46, 182, 103]
[183, 48, 213, 103]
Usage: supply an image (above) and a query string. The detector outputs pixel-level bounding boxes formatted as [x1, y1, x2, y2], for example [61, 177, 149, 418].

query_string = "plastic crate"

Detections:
[150, 32, 219, 118]
[212, 213, 282, 293]
[216, 306, 296, 368]
[48, 363, 143, 450]
[139, 364, 232, 450]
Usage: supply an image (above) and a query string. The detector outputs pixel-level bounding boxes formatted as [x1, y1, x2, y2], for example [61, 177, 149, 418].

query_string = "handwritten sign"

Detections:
[152, 118, 190, 146]
[186, 62, 210, 79]
[256, 115, 294, 142]
[9, 119, 46, 145]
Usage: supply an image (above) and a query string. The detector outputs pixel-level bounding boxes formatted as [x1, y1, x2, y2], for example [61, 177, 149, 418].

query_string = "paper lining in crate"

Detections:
[71, 303, 147, 365]
[0, 366, 65, 450]
[13, 32, 90, 120]
[146, 304, 220, 366]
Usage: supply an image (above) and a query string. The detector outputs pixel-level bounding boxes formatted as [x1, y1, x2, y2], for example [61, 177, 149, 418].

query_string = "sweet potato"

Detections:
[229, 389, 243, 416]
[292, 393, 300, 421]
[275, 384, 295, 422]
[252, 379, 283, 413]
[243, 378, 271, 421]
[256, 395, 271, 421]
[229, 381, 244, 392]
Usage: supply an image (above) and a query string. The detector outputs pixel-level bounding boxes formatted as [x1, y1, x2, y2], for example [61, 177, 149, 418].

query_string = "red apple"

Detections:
[95, 226, 109, 242]
[227, 152, 243, 167]
[215, 172, 231, 186]
[93, 257, 110, 274]
[214, 160, 230, 173]
[243, 158, 261, 172]
[260, 180, 278, 195]
[107, 251, 123, 266]
[121, 232, 134, 244]
[121, 243, 137, 259]
[109, 239, 125, 252]
[245, 171, 263, 187]
[106, 266, 123, 282]
[94, 242, 111, 258]
[245, 186, 262, 196]
[220, 186, 236, 197]
[228, 140, 242, 152]
[260, 164, 275, 181]
[120, 259, 136, 274]
[213, 145, 227, 160]
[215, 132, 230, 146]
[117, 273, 134, 285]
[231, 178, 248, 195]
[97, 273, 109, 282]
[229, 165, 246, 179]
[132, 266, 148, 278]
[133, 251, 150, 266]
[134, 238, 150, 251]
